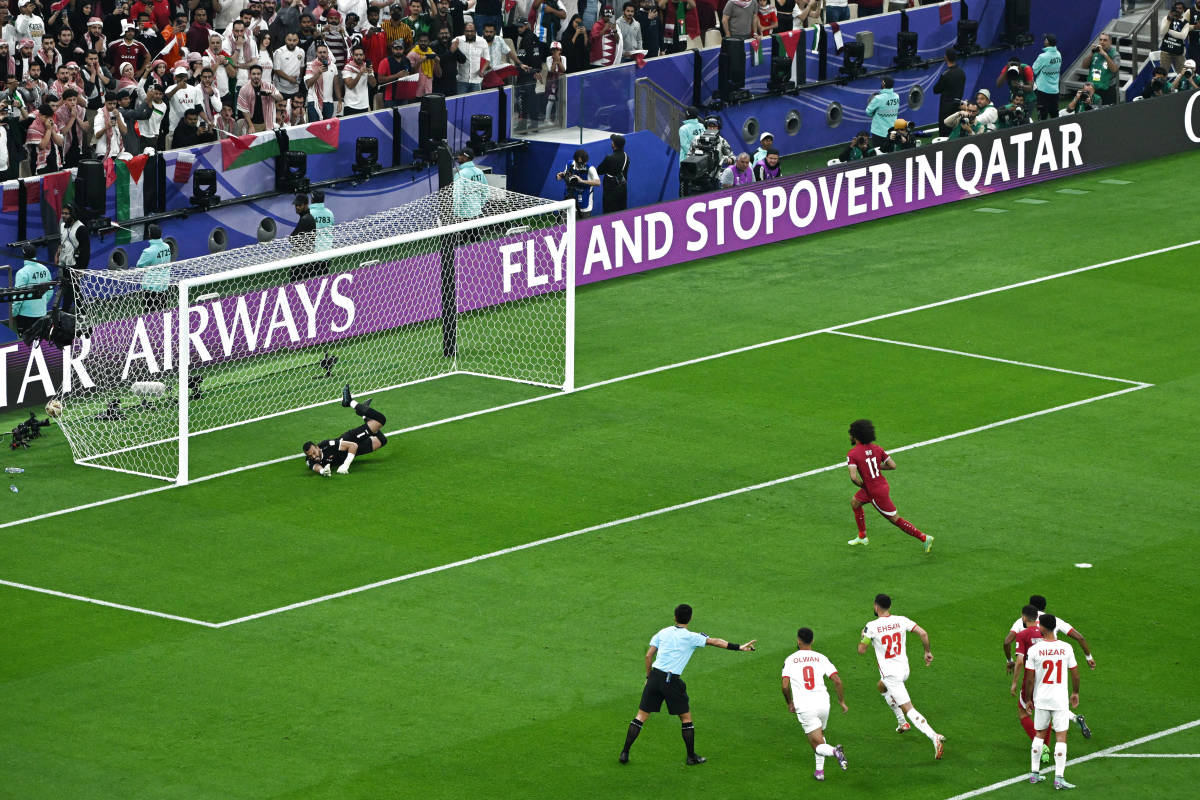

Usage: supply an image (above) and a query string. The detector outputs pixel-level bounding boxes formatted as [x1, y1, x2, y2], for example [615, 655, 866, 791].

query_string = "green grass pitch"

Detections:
[1, 150, 1198, 799]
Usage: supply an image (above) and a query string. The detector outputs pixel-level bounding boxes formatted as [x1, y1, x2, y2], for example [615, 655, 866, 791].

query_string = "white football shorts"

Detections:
[1034, 707, 1072, 732]
[795, 699, 831, 734]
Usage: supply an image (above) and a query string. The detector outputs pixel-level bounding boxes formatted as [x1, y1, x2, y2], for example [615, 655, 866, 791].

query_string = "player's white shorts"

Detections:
[881, 674, 911, 706]
[794, 699, 831, 734]
[1034, 707, 1072, 732]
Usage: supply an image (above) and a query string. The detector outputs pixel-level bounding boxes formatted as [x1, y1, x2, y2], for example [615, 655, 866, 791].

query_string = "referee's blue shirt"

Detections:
[650, 625, 708, 675]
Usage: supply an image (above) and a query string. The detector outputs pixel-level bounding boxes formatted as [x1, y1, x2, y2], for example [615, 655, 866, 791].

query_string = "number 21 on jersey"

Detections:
[1041, 659, 1064, 684]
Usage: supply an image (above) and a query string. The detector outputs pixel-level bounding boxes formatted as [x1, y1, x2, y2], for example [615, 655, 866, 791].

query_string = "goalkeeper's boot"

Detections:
[1041, 746, 1051, 765]
[342, 384, 353, 407]
[1074, 715, 1091, 739]
[358, 398, 373, 413]
[923, 535, 935, 554]
[685, 754, 706, 766]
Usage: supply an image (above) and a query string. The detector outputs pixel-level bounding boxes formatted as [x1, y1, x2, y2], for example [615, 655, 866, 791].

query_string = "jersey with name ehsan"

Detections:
[1010, 614, 1074, 637]
[1014, 623, 1043, 658]
[781, 649, 838, 707]
[306, 439, 347, 470]
[649, 625, 708, 675]
[847, 442, 890, 495]
[862, 614, 917, 679]
[1025, 638, 1077, 710]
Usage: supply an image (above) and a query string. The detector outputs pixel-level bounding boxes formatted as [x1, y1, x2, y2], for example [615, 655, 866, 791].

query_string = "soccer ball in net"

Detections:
[45, 398, 63, 418]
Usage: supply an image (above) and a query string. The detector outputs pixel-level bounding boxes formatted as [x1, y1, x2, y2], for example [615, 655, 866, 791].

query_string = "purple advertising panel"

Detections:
[8, 91, 1200, 410]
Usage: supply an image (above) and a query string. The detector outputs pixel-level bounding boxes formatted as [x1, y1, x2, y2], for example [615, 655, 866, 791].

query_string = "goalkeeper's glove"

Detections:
[320, 464, 331, 476]
[336, 464, 350, 475]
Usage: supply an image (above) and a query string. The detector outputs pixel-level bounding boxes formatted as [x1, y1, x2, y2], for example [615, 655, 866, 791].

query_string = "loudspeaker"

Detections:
[418, 93, 447, 159]
[956, 19, 979, 54]
[1003, 0, 1032, 46]
[896, 31, 919, 68]
[719, 37, 746, 103]
[75, 160, 106, 220]
[855, 30, 874, 60]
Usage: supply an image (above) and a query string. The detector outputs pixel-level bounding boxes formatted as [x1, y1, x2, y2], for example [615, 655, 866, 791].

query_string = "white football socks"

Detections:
[815, 743, 836, 756]
[1031, 740, 1045, 773]
[906, 708, 937, 741]
[883, 692, 906, 724]
[342, 452, 355, 468]
[1054, 742, 1067, 779]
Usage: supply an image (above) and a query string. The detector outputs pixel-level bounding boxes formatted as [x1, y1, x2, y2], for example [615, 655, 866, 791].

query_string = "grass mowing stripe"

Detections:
[212, 383, 1150, 627]
[0, 237, 1190, 532]
[943, 718, 1200, 800]
[826, 331, 1152, 386]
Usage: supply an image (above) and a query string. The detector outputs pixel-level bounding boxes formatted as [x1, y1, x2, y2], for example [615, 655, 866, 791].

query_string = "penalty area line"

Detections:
[942, 718, 1200, 800]
[0, 236, 1189, 533]
[0, 578, 220, 628]
[214, 382, 1151, 627]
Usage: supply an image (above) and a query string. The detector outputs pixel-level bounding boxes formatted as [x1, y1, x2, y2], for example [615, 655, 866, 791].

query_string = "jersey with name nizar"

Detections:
[1025, 638, 1077, 710]
[862, 614, 917, 679]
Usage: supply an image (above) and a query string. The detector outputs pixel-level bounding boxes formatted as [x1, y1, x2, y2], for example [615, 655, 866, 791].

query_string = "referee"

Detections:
[620, 604, 756, 765]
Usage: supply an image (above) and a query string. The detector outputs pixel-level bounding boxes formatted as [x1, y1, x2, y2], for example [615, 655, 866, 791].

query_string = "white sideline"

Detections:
[1102, 753, 1200, 758]
[0, 578, 220, 628]
[942, 718, 1200, 799]
[2, 236, 1192, 534]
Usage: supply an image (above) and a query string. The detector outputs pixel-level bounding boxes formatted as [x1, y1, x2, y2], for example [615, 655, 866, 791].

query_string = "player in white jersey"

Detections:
[780, 627, 848, 781]
[1003, 594, 1093, 739]
[858, 593, 946, 759]
[1021, 614, 1082, 790]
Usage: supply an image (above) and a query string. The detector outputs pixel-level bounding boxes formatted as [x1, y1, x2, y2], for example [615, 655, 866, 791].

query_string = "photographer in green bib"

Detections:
[1088, 33, 1120, 106]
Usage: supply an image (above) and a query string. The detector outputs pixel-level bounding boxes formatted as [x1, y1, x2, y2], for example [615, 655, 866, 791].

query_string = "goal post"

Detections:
[60, 185, 576, 485]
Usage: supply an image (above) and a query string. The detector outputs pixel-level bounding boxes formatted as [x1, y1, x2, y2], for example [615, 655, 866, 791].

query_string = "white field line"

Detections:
[1, 379, 1151, 629]
[1, 236, 1191, 534]
[214, 382, 1150, 627]
[827, 331, 1152, 387]
[1102, 753, 1200, 758]
[0, 578, 220, 628]
[943, 719, 1200, 800]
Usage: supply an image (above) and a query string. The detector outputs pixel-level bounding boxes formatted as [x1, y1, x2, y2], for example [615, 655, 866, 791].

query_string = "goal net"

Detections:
[57, 185, 575, 484]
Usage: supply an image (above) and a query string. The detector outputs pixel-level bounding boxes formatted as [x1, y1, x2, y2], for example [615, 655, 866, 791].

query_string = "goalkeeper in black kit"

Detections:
[303, 385, 389, 476]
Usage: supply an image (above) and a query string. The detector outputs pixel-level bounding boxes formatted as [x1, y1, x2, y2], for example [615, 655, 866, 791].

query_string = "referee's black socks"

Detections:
[622, 719, 643, 752]
[681, 721, 696, 756]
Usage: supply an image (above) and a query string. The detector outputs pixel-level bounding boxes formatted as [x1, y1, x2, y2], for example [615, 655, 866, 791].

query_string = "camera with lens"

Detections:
[997, 103, 1030, 127]
[679, 132, 722, 197]
[9, 411, 50, 450]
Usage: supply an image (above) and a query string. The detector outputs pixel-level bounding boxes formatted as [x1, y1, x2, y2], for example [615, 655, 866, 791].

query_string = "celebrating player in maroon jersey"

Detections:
[845, 419, 933, 552]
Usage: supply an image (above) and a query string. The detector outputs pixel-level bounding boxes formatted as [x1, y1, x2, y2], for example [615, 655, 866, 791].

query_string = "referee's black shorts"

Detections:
[340, 423, 377, 455]
[639, 668, 690, 715]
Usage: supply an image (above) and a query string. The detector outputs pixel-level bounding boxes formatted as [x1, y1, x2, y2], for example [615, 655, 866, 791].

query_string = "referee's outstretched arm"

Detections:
[705, 637, 757, 652]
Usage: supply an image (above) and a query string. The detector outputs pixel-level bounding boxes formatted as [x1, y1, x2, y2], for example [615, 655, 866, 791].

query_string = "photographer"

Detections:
[1143, 65, 1173, 98]
[56, 203, 88, 313]
[91, 90, 126, 157]
[1160, 2, 1190, 78]
[943, 100, 980, 139]
[884, 118, 916, 152]
[838, 131, 870, 162]
[996, 57, 1034, 100]
[1088, 33, 1120, 106]
[719, 151, 753, 188]
[557, 147, 600, 218]
[12, 243, 53, 336]
[597, 133, 629, 214]
[973, 89, 997, 132]
[996, 91, 1031, 128]
[689, 116, 733, 166]
[1066, 82, 1101, 114]
[1172, 57, 1200, 91]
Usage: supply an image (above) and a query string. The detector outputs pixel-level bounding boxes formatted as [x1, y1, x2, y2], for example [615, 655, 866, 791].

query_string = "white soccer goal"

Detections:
[57, 185, 576, 484]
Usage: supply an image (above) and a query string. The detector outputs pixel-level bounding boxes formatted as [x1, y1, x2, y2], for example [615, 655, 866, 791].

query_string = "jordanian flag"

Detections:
[288, 118, 340, 155]
[221, 129, 281, 171]
[114, 154, 150, 244]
